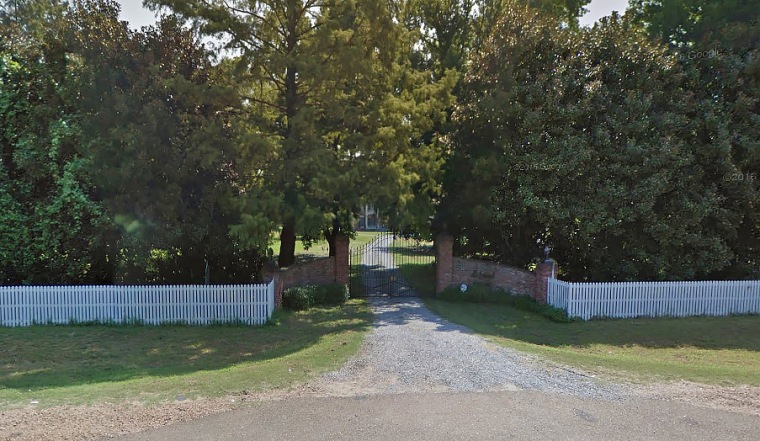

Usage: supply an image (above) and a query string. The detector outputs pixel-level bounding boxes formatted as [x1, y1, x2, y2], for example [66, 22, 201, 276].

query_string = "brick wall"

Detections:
[451, 257, 535, 297]
[262, 233, 350, 307]
[434, 233, 557, 303]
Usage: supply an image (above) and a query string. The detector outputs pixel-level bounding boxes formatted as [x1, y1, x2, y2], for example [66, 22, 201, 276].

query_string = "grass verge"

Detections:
[424, 299, 760, 386]
[0, 300, 372, 410]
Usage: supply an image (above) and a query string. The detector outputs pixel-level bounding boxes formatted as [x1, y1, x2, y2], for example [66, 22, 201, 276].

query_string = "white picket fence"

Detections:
[0, 281, 275, 327]
[547, 278, 760, 321]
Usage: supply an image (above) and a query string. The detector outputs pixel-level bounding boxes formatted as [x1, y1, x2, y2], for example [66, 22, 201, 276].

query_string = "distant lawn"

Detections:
[392, 237, 435, 297]
[425, 299, 760, 386]
[272, 231, 383, 262]
[398, 262, 436, 296]
[0, 300, 372, 409]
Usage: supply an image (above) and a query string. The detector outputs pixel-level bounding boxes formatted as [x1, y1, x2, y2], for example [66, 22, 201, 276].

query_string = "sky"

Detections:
[116, 0, 631, 30]
[580, 0, 629, 26]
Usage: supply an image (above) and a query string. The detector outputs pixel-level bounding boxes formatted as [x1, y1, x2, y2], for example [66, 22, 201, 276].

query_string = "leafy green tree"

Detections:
[66, 2, 261, 283]
[628, 0, 760, 278]
[443, 3, 757, 281]
[1, 0, 263, 284]
[403, 0, 476, 78]
[146, 0, 452, 267]
[0, 0, 65, 45]
[628, 0, 760, 47]
[402, 0, 592, 244]
[0, 4, 114, 284]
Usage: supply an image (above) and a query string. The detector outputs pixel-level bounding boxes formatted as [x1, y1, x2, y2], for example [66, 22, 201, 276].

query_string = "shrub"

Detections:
[312, 284, 350, 306]
[282, 286, 315, 311]
[282, 284, 350, 311]
[438, 283, 572, 323]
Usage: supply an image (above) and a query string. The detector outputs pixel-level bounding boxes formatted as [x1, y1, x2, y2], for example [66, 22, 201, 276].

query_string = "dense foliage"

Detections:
[282, 284, 349, 311]
[145, 0, 455, 267]
[441, 1, 759, 281]
[1, 0, 757, 285]
[1, 0, 260, 284]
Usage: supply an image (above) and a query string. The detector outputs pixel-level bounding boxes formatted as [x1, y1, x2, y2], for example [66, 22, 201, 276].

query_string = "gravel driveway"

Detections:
[309, 297, 627, 400]
[111, 298, 760, 441]
[4, 297, 759, 441]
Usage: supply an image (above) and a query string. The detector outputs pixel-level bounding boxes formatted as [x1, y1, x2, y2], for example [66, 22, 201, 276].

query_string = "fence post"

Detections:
[434, 233, 454, 294]
[534, 259, 557, 304]
[267, 280, 276, 320]
[334, 233, 350, 286]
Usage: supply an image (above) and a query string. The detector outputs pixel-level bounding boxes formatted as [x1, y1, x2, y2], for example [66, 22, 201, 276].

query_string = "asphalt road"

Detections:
[115, 391, 760, 441]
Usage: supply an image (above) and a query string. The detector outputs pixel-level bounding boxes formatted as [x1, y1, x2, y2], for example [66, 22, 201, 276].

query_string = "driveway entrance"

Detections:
[349, 232, 434, 297]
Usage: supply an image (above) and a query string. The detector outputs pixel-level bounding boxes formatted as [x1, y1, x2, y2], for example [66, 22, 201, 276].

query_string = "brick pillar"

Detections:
[262, 269, 284, 308]
[435, 233, 454, 294]
[334, 234, 350, 286]
[534, 259, 557, 304]
[261, 263, 284, 308]
[273, 272, 284, 307]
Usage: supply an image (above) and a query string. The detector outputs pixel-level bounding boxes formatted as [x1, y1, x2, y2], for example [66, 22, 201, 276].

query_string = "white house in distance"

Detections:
[357, 204, 384, 231]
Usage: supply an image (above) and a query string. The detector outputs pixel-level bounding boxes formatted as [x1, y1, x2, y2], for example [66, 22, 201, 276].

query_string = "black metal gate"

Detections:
[349, 231, 435, 297]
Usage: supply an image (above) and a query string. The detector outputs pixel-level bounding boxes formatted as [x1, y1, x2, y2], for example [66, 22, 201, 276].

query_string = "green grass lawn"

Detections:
[424, 299, 760, 386]
[0, 300, 372, 410]
[390, 237, 435, 296]
[272, 231, 383, 262]
[350, 231, 385, 249]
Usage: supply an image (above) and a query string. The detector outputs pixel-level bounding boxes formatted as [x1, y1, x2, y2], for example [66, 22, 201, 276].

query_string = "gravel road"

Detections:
[308, 297, 627, 399]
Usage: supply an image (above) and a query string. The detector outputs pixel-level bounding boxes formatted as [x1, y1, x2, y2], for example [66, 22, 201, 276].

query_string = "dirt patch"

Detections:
[639, 381, 760, 417]
[1, 399, 229, 441]
[0, 391, 283, 441]
[0, 384, 320, 441]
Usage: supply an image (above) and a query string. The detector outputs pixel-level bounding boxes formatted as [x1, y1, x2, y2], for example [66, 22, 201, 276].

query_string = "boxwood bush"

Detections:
[312, 284, 350, 306]
[282, 286, 315, 311]
[282, 284, 350, 311]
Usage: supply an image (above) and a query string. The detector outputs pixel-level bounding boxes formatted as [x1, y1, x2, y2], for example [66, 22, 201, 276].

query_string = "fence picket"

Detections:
[547, 279, 760, 321]
[0, 283, 274, 327]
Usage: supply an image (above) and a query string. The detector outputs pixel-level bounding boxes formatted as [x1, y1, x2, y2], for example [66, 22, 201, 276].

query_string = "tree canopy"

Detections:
[441, 1, 759, 281]
[1, 0, 757, 285]
[145, 0, 454, 266]
[1, 0, 260, 284]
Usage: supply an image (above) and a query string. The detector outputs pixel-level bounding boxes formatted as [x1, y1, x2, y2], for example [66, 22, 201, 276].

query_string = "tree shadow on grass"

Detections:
[424, 299, 760, 352]
[0, 302, 372, 391]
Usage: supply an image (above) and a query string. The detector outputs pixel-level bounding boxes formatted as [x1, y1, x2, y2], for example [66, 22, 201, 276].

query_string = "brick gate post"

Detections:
[334, 234, 350, 286]
[534, 259, 557, 304]
[435, 233, 454, 294]
[261, 262, 284, 307]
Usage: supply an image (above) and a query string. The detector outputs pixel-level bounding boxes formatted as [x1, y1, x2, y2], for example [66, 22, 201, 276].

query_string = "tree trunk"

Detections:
[278, 222, 297, 268]
[325, 229, 337, 257]
[278, 0, 299, 270]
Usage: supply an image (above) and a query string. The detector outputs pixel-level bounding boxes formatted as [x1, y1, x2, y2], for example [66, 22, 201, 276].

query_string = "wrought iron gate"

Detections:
[349, 231, 435, 297]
